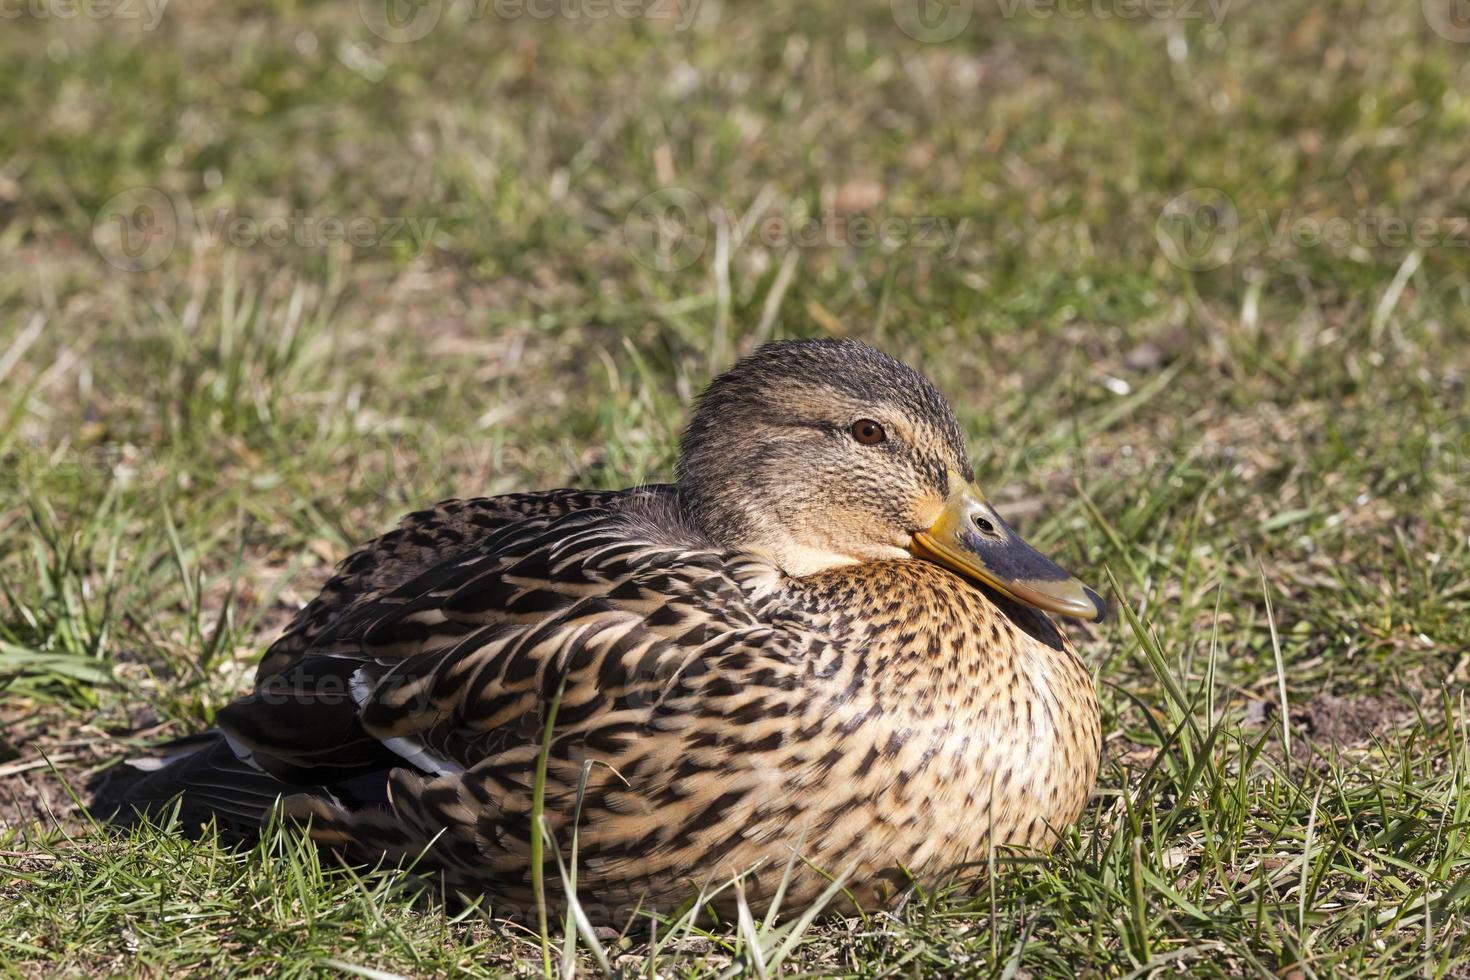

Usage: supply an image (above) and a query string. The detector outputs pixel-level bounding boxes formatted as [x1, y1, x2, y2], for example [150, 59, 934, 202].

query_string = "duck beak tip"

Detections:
[912, 482, 1106, 623]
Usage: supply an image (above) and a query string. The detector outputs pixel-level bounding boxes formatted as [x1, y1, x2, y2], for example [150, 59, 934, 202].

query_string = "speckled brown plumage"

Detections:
[106, 339, 1102, 922]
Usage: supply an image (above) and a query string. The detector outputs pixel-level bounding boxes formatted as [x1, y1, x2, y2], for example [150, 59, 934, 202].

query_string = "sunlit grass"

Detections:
[1, 0, 1468, 973]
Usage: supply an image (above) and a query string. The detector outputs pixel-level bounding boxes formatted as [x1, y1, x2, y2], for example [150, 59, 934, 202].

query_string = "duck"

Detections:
[106, 338, 1105, 922]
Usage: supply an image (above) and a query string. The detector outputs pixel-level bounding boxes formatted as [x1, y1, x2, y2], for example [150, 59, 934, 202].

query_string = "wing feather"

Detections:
[256, 488, 662, 680]
[110, 482, 825, 902]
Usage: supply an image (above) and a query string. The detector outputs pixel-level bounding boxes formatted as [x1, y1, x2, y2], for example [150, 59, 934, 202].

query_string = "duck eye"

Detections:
[850, 419, 886, 445]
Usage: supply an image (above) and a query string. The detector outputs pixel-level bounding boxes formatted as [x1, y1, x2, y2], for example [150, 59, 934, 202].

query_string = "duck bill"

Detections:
[911, 484, 1106, 621]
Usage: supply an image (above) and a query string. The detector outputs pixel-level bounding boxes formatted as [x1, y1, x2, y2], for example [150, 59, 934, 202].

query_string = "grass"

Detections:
[2, 0, 1469, 973]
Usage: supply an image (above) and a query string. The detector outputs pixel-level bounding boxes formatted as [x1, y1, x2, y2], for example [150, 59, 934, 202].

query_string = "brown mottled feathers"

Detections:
[99, 341, 1107, 923]
[178, 487, 1099, 920]
[103, 486, 1100, 922]
[255, 488, 643, 683]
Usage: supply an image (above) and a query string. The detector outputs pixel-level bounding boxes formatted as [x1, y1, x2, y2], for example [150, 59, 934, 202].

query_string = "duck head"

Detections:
[676, 339, 1105, 621]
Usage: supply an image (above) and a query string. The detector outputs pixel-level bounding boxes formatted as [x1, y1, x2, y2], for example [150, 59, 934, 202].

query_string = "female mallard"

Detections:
[112, 339, 1104, 920]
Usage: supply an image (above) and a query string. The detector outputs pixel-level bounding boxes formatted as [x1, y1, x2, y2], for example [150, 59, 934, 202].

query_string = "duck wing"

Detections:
[221, 487, 780, 776]
[255, 487, 664, 683]
[105, 485, 816, 878]
[100, 487, 674, 827]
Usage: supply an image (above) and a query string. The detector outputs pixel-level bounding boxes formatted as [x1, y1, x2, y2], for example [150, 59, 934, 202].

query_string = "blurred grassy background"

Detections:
[1, 0, 1469, 974]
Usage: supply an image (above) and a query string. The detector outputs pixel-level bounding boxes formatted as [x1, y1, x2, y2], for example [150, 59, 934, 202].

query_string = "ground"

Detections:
[2, 0, 1469, 975]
